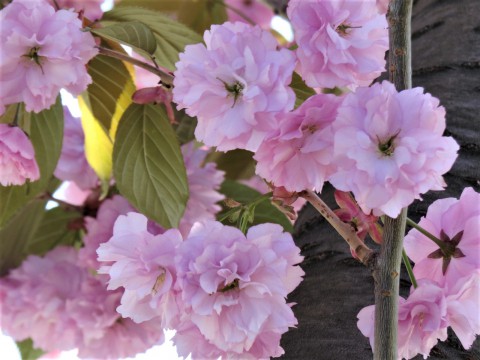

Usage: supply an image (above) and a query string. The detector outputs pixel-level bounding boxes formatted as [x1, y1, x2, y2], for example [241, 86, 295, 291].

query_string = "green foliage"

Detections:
[208, 149, 256, 180]
[0, 200, 46, 275]
[26, 206, 82, 256]
[291, 72, 316, 108]
[173, 108, 197, 145]
[113, 103, 188, 228]
[91, 21, 158, 58]
[116, 0, 228, 34]
[0, 99, 63, 228]
[79, 43, 136, 181]
[219, 180, 293, 232]
[16, 339, 44, 360]
[103, 6, 202, 70]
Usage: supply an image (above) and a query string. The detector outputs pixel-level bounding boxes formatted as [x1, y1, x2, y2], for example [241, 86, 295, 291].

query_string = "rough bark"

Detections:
[281, 0, 480, 359]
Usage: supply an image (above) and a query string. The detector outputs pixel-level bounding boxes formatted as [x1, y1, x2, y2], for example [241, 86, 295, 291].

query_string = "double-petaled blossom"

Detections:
[357, 280, 448, 360]
[225, 0, 274, 29]
[0, 0, 98, 114]
[404, 187, 480, 288]
[0, 246, 165, 359]
[97, 212, 183, 327]
[254, 94, 341, 192]
[173, 221, 304, 358]
[287, 0, 388, 89]
[54, 107, 98, 190]
[0, 124, 40, 186]
[329, 81, 459, 218]
[173, 21, 296, 152]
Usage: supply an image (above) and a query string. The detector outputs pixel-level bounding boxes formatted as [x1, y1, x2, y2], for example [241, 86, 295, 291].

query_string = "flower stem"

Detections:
[96, 46, 174, 87]
[299, 190, 374, 265]
[402, 249, 417, 288]
[406, 217, 447, 252]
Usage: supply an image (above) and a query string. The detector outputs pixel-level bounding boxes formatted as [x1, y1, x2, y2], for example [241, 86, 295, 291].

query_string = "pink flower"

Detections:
[329, 81, 459, 218]
[173, 21, 296, 151]
[225, 0, 274, 29]
[404, 187, 480, 288]
[48, 0, 104, 20]
[0, 0, 98, 114]
[132, 86, 176, 124]
[97, 212, 183, 327]
[0, 246, 165, 357]
[174, 221, 303, 358]
[178, 143, 225, 237]
[357, 280, 448, 360]
[287, 0, 388, 88]
[0, 124, 40, 186]
[444, 270, 480, 350]
[54, 107, 98, 190]
[79, 195, 136, 270]
[254, 94, 341, 192]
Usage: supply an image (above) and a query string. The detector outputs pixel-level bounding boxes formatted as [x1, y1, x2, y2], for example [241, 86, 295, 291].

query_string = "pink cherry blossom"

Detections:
[178, 143, 225, 237]
[255, 94, 342, 192]
[0, 246, 164, 358]
[287, 0, 388, 89]
[444, 270, 480, 350]
[48, 0, 104, 20]
[79, 195, 136, 270]
[132, 86, 176, 124]
[404, 187, 480, 288]
[357, 280, 448, 360]
[0, 0, 98, 114]
[174, 221, 303, 358]
[329, 81, 459, 218]
[173, 21, 296, 152]
[225, 0, 274, 29]
[54, 107, 98, 190]
[97, 212, 183, 327]
[0, 124, 40, 186]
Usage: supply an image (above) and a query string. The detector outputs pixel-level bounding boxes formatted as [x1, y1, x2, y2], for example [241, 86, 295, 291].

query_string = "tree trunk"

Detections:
[281, 0, 480, 358]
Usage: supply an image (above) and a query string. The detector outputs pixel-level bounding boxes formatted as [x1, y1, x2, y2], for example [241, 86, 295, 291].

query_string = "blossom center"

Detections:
[301, 124, 318, 134]
[335, 23, 361, 37]
[218, 278, 240, 293]
[377, 132, 400, 156]
[151, 268, 166, 295]
[24, 46, 43, 67]
[217, 78, 245, 107]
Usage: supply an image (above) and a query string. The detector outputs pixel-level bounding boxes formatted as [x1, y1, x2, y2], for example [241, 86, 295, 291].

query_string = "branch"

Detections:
[300, 190, 375, 266]
[373, 1, 413, 359]
[96, 46, 174, 87]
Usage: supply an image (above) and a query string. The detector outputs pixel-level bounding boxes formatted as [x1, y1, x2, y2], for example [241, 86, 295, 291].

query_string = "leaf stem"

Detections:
[96, 46, 174, 87]
[402, 248, 417, 288]
[299, 190, 374, 265]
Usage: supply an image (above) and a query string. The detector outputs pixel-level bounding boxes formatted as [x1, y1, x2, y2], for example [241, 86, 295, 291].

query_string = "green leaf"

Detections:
[91, 21, 157, 57]
[207, 149, 256, 180]
[17, 339, 44, 360]
[113, 103, 188, 228]
[177, 0, 228, 34]
[26, 207, 82, 256]
[103, 7, 202, 71]
[172, 109, 197, 145]
[291, 72, 316, 108]
[0, 99, 63, 228]
[219, 180, 293, 232]
[0, 200, 46, 275]
[79, 45, 136, 181]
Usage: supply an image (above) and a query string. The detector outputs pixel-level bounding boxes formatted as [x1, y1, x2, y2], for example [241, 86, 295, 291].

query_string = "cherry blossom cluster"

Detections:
[173, 16, 458, 218]
[97, 216, 304, 359]
[357, 188, 480, 359]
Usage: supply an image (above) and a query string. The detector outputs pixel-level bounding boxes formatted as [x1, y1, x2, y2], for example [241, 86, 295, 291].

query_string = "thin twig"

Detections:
[300, 190, 374, 265]
[96, 46, 174, 87]
[402, 249, 417, 288]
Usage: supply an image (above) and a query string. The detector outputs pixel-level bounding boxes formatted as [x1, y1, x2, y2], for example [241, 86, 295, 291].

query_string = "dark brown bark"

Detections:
[281, 0, 480, 359]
